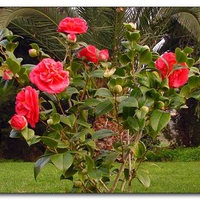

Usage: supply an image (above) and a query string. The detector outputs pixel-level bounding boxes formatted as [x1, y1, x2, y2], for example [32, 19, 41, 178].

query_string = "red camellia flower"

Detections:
[155, 52, 189, 88]
[57, 17, 88, 34]
[15, 86, 39, 128]
[77, 45, 99, 64]
[29, 58, 70, 94]
[99, 49, 109, 62]
[9, 114, 28, 131]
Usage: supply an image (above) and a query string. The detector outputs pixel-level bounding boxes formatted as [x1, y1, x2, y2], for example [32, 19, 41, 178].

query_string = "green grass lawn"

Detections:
[0, 161, 200, 193]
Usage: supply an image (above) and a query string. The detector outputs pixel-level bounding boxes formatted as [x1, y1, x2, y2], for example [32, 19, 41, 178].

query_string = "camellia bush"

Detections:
[1, 17, 200, 193]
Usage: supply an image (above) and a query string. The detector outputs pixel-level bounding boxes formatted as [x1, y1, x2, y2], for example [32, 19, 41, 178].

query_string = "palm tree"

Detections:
[0, 7, 78, 60]
[1, 7, 200, 59]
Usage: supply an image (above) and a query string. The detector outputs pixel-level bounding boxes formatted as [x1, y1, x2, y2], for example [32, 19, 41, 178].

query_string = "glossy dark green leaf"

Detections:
[60, 114, 76, 128]
[21, 128, 35, 142]
[94, 99, 114, 116]
[126, 30, 140, 42]
[51, 152, 74, 171]
[41, 136, 58, 149]
[27, 135, 41, 146]
[119, 54, 131, 65]
[0, 28, 10, 41]
[103, 151, 119, 168]
[9, 129, 21, 138]
[34, 154, 53, 180]
[139, 49, 152, 64]
[129, 141, 146, 159]
[180, 85, 190, 97]
[119, 97, 138, 109]
[94, 88, 113, 98]
[85, 155, 94, 173]
[66, 86, 79, 97]
[91, 69, 104, 78]
[183, 46, 193, 54]
[92, 129, 116, 140]
[186, 58, 195, 68]
[189, 90, 200, 100]
[150, 109, 170, 133]
[175, 48, 187, 63]
[6, 57, 20, 74]
[52, 113, 61, 124]
[6, 42, 19, 53]
[188, 76, 200, 89]
[30, 43, 40, 50]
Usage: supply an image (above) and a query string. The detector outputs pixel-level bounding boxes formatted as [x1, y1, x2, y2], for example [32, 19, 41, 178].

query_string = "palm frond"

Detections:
[175, 12, 200, 41]
[156, 7, 200, 41]
[0, 7, 78, 60]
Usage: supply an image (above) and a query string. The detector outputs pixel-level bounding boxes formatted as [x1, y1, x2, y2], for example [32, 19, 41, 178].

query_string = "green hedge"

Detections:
[146, 146, 200, 162]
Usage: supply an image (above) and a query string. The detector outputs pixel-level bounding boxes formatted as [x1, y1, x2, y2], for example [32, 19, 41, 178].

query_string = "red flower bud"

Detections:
[67, 33, 77, 43]
[9, 114, 27, 131]
[29, 49, 38, 57]
[99, 49, 109, 62]
[3, 70, 13, 80]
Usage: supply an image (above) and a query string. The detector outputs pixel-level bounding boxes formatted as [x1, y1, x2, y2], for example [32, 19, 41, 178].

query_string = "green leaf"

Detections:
[48, 100, 57, 115]
[137, 172, 151, 188]
[189, 90, 200, 100]
[91, 69, 104, 78]
[126, 30, 140, 42]
[6, 57, 20, 74]
[62, 165, 77, 179]
[175, 48, 187, 63]
[183, 46, 193, 55]
[34, 154, 53, 180]
[27, 135, 41, 146]
[6, 42, 19, 53]
[21, 128, 35, 142]
[9, 129, 21, 138]
[94, 88, 113, 98]
[188, 76, 200, 89]
[180, 85, 190, 97]
[186, 58, 195, 68]
[77, 119, 91, 128]
[127, 49, 136, 60]
[85, 155, 94, 173]
[119, 96, 138, 108]
[70, 128, 91, 142]
[119, 54, 131, 65]
[72, 77, 85, 88]
[94, 99, 114, 116]
[130, 141, 146, 159]
[88, 169, 103, 180]
[60, 114, 76, 128]
[66, 86, 79, 97]
[41, 136, 58, 149]
[51, 152, 74, 172]
[127, 116, 140, 133]
[92, 129, 116, 140]
[139, 49, 152, 64]
[103, 152, 119, 168]
[0, 28, 10, 41]
[52, 113, 61, 124]
[30, 43, 40, 50]
[150, 109, 171, 133]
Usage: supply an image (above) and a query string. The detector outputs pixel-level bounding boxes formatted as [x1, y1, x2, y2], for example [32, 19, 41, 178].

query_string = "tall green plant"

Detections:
[1, 16, 200, 193]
